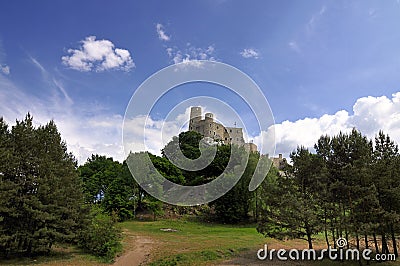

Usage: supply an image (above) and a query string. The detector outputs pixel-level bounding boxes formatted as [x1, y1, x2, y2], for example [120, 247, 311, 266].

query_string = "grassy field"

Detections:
[120, 218, 400, 266]
[121, 218, 268, 265]
[1, 218, 399, 265]
[0, 245, 105, 265]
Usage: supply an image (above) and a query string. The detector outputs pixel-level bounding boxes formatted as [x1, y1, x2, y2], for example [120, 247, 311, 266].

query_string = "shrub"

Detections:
[78, 207, 122, 262]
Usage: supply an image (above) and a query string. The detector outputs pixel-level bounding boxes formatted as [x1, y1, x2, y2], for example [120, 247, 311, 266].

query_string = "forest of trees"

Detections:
[1, 113, 399, 261]
[257, 129, 400, 258]
[78, 130, 263, 223]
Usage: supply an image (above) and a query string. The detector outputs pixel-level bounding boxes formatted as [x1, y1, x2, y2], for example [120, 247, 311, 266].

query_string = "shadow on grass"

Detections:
[0, 244, 102, 265]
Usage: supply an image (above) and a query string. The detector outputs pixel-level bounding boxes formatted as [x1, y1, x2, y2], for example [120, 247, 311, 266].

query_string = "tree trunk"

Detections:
[343, 206, 349, 249]
[331, 219, 337, 249]
[373, 232, 380, 254]
[365, 234, 370, 266]
[382, 233, 389, 254]
[307, 231, 313, 249]
[356, 232, 360, 250]
[26, 240, 32, 255]
[324, 208, 330, 248]
[391, 224, 398, 258]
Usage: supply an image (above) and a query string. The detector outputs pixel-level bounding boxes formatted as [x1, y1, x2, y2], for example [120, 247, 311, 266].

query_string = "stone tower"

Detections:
[189, 106, 202, 131]
[187, 106, 256, 151]
[205, 112, 214, 122]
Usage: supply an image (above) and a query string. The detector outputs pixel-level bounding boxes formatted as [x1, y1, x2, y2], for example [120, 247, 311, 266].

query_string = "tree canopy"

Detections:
[0, 114, 86, 256]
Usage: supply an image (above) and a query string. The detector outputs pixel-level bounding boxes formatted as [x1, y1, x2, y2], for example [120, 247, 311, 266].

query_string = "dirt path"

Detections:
[113, 231, 154, 266]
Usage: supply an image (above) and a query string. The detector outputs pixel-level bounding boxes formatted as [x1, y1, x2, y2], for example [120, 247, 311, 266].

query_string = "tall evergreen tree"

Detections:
[258, 147, 323, 249]
[372, 131, 400, 256]
[0, 114, 86, 256]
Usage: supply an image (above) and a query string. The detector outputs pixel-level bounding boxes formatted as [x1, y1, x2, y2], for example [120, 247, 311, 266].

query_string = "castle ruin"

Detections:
[188, 106, 257, 152]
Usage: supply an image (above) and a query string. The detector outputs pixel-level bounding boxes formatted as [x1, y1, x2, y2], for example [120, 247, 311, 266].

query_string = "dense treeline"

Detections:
[0, 114, 121, 261]
[79, 131, 265, 223]
[257, 128, 400, 257]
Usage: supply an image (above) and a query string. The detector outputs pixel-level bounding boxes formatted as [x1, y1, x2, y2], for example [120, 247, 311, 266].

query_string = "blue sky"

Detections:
[1, 0, 400, 163]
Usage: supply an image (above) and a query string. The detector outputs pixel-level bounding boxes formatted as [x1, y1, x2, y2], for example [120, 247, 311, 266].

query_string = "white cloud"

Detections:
[240, 48, 260, 59]
[0, 71, 126, 164]
[0, 70, 192, 164]
[1, 65, 10, 75]
[252, 92, 400, 160]
[5, 57, 400, 168]
[62, 36, 135, 72]
[61, 91, 400, 164]
[159, 25, 215, 67]
[166, 45, 216, 67]
[156, 23, 171, 41]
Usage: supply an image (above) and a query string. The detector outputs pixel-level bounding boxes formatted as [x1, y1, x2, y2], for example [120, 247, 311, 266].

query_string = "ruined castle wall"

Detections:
[223, 127, 245, 145]
[188, 106, 256, 150]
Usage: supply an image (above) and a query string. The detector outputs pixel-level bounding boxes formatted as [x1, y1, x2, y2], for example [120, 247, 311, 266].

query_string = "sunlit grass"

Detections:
[122, 218, 400, 266]
[2, 219, 399, 265]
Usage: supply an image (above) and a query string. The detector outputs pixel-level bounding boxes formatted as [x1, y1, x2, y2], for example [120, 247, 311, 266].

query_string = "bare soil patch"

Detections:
[113, 230, 154, 266]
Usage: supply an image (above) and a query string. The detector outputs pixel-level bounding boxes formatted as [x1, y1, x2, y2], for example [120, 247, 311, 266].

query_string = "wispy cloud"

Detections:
[0, 72, 125, 164]
[240, 48, 260, 59]
[52, 78, 73, 105]
[1, 65, 10, 75]
[30, 56, 46, 75]
[156, 23, 171, 41]
[156, 24, 216, 67]
[29, 55, 73, 105]
[166, 44, 216, 67]
[306, 5, 326, 34]
[62, 36, 135, 72]
[0, 39, 9, 75]
[288, 41, 301, 53]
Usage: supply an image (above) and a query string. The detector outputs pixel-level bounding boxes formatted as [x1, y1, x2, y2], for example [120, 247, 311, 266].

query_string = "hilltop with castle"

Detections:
[188, 106, 258, 153]
[187, 106, 287, 169]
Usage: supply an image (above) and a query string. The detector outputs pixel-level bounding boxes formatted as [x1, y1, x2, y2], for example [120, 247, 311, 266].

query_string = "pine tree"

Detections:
[0, 114, 87, 256]
[372, 131, 400, 256]
[0, 117, 18, 257]
[258, 147, 323, 249]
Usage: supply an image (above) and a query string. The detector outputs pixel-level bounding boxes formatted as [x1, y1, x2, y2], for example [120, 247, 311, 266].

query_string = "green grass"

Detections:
[2, 219, 399, 265]
[121, 219, 266, 265]
[121, 218, 400, 266]
[0, 244, 105, 266]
